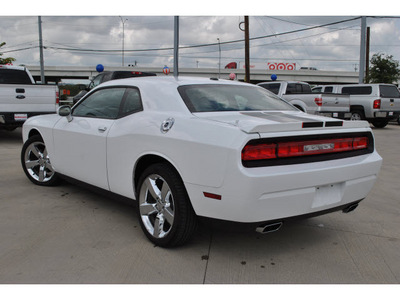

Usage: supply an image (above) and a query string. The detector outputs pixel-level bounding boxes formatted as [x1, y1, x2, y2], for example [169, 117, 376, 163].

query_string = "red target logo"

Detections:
[277, 63, 286, 70]
[268, 62, 296, 71]
[286, 63, 295, 70]
[267, 63, 276, 70]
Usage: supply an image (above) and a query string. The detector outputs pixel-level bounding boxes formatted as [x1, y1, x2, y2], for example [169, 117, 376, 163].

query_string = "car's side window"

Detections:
[73, 88, 126, 119]
[120, 88, 143, 116]
[88, 73, 105, 89]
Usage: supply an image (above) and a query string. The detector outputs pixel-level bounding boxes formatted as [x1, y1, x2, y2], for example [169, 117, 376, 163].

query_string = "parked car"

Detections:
[21, 77, 382, 247]
[257, 81, 351, 119]
[313, 84, 400, 128]
[73, 70, 156, 104]
[0, 65, 59, 130]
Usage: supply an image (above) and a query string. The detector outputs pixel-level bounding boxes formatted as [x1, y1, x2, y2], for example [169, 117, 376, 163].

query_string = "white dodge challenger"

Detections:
[21, 76, 382, 247]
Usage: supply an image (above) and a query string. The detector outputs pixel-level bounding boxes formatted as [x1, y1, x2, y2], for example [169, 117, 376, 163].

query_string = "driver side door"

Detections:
[53, 87, 126, 190]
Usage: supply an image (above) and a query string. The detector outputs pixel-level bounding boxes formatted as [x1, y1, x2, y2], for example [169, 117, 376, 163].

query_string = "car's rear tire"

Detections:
[371, 119, 389, 128]
[350, 110, 364, 121]
[136, 163, 197, 247]
[21, 135, 60, 186]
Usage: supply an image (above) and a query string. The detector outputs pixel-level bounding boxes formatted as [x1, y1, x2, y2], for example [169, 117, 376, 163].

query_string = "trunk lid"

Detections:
[193, 111, 368, 134]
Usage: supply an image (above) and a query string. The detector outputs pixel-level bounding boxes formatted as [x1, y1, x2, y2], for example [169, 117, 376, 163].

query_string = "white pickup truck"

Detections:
[312, 83, 400, 128]
[0, 65, 59, 130]
[257, 81, 351, 119]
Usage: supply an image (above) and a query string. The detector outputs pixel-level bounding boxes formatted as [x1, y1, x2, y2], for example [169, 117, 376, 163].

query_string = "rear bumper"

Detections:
[186, 151, 382, 223]
[373, 111, 400, 119]
[199, 200, 363, 232]
[0, 111, 55, 126]
[316, 111, 352, 119]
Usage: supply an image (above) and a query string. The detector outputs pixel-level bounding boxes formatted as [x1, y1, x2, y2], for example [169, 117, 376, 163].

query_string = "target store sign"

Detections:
[267, 62, 296, 71]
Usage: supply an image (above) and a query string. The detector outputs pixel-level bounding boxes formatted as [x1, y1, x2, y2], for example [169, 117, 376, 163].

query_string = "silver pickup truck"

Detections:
[312, 84, 400, 128]
[258, 81, 351, 119]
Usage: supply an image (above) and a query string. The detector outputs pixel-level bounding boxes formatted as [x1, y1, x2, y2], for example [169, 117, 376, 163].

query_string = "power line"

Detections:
[10, 16, 362, 55]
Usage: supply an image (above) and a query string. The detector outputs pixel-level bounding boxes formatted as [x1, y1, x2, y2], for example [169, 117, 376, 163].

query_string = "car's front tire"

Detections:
[21, 135, 60, 186]
[136, 163, 197, 247]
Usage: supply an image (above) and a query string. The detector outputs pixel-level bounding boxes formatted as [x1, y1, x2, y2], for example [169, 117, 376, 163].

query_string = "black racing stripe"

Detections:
[302, 122, 324, 128]
[325, 121, 343, 127]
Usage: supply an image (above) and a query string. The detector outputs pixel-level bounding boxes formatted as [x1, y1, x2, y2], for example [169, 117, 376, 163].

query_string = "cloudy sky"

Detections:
[1, 1, 400, 72]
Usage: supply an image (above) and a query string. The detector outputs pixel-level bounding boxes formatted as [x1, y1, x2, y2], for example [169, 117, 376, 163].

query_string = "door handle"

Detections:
[16, 95, 26, 99]
[98, 126, 107, 133]
[16, 88, 25, 93]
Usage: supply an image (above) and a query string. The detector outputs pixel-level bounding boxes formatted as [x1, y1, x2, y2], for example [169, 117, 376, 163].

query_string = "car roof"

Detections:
[99, 76, 250, 88]
[0, 65, 26, 71]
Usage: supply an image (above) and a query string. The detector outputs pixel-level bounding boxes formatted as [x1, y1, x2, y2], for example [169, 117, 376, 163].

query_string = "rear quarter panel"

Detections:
[106, 111, 252, 199]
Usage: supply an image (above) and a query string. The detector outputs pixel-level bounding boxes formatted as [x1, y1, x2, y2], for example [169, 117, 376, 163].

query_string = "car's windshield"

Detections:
[178, 84, 296, 112]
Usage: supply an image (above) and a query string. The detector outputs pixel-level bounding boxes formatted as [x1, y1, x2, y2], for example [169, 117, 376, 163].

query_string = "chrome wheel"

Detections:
[136, 163, 197, 247]
[139, 174, 175, 239]
[350, 111, 363, 121]
[24, 141, 55, 183]
[21, 135, 59, 186]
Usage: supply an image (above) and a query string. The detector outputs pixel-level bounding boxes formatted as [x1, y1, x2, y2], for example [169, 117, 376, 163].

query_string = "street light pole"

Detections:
[38, 16, 45, 84]
[217, 38, 221, 78]
[119, 16, 127, 67]
[174, 16, 179, 77]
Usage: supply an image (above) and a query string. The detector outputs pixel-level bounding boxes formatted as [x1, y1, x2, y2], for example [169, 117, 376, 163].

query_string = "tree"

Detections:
[0, 42, 16, 65]
[367, 53, 400, 84]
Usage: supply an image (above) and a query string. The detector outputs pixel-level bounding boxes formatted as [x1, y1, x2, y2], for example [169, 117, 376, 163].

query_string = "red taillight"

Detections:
[353, 137, 368, 149]
[242, 137, 369, 162]
[314, 97, 322, 106]
[242, 143, 277, 161]
[56, 91, 59, 104]
[373, 99, 381, 109]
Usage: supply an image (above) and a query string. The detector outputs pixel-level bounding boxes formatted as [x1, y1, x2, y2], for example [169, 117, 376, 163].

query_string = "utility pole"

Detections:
[359, 16, 367, 83]
[244, 16, 250, 83]
[365, 26, 370, 82]
[38, 16, 45, 84]
[174, 16, 179, 77]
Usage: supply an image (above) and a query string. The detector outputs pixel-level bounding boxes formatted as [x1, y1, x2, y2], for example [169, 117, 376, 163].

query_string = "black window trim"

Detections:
[72, 85, 143, 120]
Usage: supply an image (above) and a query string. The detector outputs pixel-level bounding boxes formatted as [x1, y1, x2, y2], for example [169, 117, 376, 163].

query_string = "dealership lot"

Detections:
[0, 125, 399, 284]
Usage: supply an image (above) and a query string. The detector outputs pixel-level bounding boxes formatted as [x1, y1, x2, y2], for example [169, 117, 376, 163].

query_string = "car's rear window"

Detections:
[258, 83, 281, 95]
[178, 84, 296, 112]
[379, 85, 400, 98]
[0, 69, 32, 84]
[341, 86, 372, 95]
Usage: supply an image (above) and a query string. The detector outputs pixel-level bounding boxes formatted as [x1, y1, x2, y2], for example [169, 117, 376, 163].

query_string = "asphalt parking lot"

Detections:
[0, 125, 399, 284]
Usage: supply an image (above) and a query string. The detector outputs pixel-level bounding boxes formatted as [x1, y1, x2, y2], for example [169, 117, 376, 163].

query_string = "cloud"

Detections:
[2, 15, 400, 72]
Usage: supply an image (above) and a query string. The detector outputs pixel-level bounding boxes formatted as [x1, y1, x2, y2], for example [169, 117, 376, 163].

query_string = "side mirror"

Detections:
[58, 105, 73, 122]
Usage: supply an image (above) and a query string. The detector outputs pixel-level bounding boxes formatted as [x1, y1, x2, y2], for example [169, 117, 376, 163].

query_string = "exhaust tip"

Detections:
[256, 222, 283, 234]
[342, 203, 359, 213]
